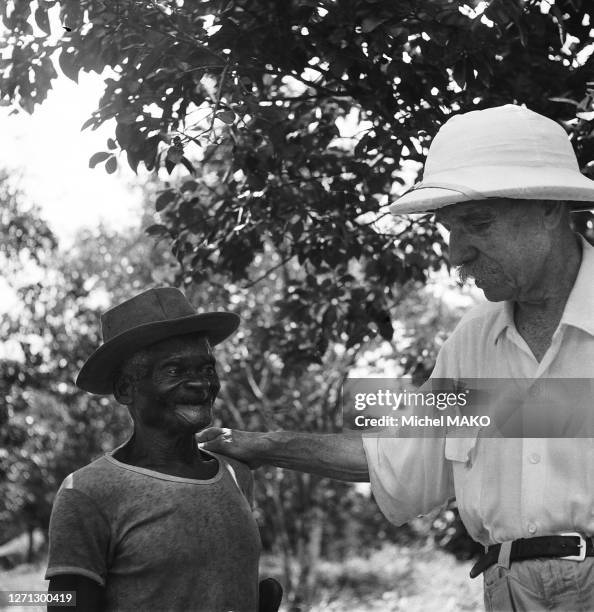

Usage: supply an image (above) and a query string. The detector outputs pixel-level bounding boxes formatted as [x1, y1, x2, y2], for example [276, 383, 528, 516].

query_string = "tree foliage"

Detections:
[3, 0, 593, 365]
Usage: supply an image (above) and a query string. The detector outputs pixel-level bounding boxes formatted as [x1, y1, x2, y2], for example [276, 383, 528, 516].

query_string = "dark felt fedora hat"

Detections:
[76, 287, 239, 395]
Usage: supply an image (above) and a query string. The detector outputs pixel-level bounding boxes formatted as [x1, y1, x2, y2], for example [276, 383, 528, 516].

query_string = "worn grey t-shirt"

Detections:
[45, 447, 261, 612]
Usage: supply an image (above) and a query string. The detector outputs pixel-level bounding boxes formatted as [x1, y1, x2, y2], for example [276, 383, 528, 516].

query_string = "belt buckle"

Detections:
[560, 532, 587, 561]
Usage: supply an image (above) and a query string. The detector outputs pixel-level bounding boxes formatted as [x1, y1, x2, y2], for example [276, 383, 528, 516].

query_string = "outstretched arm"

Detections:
[196, 428, 369, 482]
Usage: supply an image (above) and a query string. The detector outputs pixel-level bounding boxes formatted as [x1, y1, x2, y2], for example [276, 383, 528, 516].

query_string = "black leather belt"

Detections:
[470, 533, 594, 578]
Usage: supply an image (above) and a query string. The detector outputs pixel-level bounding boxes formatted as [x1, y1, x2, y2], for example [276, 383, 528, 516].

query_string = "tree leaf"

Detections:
[105, 156, 117, 174]
[180, 156, 196, 175]
[181, 180, 198, 192]
[548, 97, 578, 106]
[576, 111, 594, 121]
[361, 17, 386, 33]
[126, 149, 140, 174]
[58, 48, 79, 83]
[88, 151, 111, 168]
[142, 135, 160, 171]
[34, 7, 51, 34]
[80, 116, 98, 131]
[155, 189, 176, 211]
[107, 138, 117, 150]
[145, 224, 170, 237]
[215, 110, 236, 124]
[452, 59, 467, 90]
[115, 123, 132, 148]
[166, 146, 183, 164]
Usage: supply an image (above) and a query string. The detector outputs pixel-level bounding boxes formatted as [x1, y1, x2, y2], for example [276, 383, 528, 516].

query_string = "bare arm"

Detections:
[197, 428, 369, 482]
[48, 575, 104, 612]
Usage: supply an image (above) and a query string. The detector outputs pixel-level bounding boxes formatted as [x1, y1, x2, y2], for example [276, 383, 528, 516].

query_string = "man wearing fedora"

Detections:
[45, 288, 282, 612]
[198, 105, 594, 611]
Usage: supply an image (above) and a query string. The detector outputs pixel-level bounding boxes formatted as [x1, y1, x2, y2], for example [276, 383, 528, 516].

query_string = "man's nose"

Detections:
[448, 228, 478, 267]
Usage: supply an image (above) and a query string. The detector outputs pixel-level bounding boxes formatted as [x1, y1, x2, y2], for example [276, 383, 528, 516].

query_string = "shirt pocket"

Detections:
[444, 429, 482, 541]
[444, 427, 479, 465]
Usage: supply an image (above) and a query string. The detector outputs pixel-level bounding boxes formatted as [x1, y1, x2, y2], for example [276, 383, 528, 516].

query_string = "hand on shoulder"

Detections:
[196, 427, 264, 469]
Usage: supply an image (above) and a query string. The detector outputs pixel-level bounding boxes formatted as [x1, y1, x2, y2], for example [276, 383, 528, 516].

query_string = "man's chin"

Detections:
[172, 405, 213, 431]
[480, 285, 513, 302]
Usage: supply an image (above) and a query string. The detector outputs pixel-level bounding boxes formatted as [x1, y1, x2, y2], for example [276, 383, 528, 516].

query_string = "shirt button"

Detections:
[528, 523, 537, 535]
[528, 453, 540, 464]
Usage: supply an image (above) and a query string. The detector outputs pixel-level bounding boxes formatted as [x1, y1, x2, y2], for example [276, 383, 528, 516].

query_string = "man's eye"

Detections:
[470, 221, 490, 231]
[167, 367, 180, 376]
[203, 365, 216, 375]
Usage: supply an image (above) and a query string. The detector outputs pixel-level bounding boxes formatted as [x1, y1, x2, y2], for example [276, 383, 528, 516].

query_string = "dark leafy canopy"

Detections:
[2, 0, 593, 366]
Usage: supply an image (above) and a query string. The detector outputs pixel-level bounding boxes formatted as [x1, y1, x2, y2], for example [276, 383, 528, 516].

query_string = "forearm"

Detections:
[252, 430, 369, 481]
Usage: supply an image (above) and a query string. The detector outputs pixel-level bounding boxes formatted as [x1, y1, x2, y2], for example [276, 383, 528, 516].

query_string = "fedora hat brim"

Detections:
[390, 166, 594, 215]
[76, 312, 239, 395]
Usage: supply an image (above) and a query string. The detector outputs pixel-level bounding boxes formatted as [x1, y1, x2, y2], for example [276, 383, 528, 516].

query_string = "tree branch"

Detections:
[242, 256, 292, 289]
[208, 58, 233, 135]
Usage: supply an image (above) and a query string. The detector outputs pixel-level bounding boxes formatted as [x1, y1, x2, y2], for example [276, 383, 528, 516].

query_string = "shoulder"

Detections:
[444, 300, 504, 348]
[56, 455, 118, 500]
[433, 300, 506, 378]
[49, 459, 114, 533]
[454, 300, 502, 330]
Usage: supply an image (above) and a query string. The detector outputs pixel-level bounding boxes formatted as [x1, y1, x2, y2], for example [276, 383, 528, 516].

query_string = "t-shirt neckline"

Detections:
[104, 439, 224, 485]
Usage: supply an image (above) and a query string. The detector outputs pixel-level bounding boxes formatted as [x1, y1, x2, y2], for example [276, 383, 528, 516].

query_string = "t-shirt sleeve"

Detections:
[45, 477, 110, 587]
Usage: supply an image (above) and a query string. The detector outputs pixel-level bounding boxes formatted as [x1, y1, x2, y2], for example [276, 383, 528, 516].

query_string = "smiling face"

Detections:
[434, 199, 558, 302]
[119, 333, 221, 435]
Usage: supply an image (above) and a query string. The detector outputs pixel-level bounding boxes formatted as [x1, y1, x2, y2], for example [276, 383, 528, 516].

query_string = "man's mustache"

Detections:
[455, 266, 475, 284]
[455, 262, 500, 284]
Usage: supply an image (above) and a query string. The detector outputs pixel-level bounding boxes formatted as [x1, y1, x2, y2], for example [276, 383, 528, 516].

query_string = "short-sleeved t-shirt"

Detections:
[45, 447, 262, 612]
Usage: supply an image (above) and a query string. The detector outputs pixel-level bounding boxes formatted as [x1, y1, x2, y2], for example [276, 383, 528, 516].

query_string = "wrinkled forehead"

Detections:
[146, 333, 214, 361]
[435, 198, 538, 224]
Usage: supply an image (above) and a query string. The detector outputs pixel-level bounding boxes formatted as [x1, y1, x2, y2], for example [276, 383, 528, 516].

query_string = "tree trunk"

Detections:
[263, 473, 294, 596]
[26, 526, 34, 563]
[293, 505, 324, 607]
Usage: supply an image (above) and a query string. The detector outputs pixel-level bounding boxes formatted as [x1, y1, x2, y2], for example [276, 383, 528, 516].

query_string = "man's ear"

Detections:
[113, 373, 134, 406]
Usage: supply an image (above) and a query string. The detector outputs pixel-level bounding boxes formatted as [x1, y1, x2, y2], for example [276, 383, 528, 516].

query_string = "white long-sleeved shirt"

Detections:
[362, 235, 594, 546]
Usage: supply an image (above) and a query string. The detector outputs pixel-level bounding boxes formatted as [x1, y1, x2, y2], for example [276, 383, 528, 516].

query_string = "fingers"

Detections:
[196, 428, 257, 467]
[195, 427, 228, 443]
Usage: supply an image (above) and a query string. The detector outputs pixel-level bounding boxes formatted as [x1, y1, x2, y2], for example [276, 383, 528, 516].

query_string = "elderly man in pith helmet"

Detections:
[45, 288, 282, 612]
[198, 105, 594, 611]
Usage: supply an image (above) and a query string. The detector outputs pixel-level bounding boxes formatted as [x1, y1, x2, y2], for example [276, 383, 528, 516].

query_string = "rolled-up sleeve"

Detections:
[362, 340, 459, 525]
[362, 434, 454, 525]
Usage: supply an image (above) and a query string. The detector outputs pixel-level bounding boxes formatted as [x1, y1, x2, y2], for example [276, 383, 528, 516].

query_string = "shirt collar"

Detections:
[492, 301, 514, 345]
[492, 233, 594, 345]
[559, 234, 594, 336]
